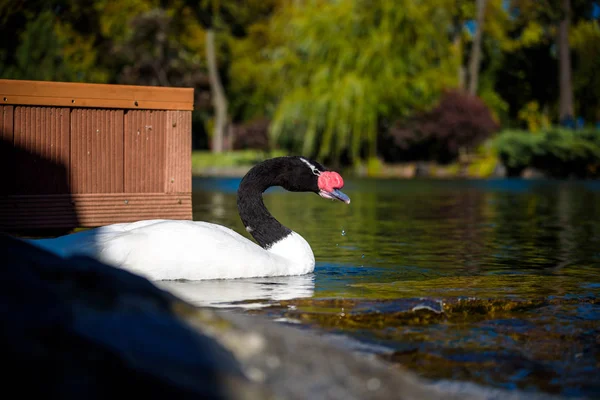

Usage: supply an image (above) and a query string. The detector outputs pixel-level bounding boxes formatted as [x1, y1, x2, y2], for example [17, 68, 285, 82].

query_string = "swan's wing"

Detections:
[86, 220, 290, 281]
[96, 219, 174, 233]
[25, 219, 172, 258]
[28, 219, 309, 281]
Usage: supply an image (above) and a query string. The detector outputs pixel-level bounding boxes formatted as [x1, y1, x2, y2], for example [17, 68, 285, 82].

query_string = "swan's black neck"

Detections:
[236, 158, 298, 249]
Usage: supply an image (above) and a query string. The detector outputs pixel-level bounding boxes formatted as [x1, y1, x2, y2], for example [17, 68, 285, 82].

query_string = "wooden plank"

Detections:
[13, 106, 70, 194]
[0, 79, 194, 111]
[124, 110, 166, 193]
[1, 105, 13, 142]
[0, 106, 15, 195]
[164, 110, 192, 193]
[0, 193, 192, 230]
[71, 109, 124, 193]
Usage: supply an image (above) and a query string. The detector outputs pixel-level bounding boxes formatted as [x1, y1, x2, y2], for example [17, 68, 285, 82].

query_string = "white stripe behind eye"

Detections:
[299, 157, 321, 176]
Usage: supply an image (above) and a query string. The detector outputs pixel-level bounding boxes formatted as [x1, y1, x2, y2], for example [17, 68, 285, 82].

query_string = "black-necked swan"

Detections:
[27, 156, 350, 281]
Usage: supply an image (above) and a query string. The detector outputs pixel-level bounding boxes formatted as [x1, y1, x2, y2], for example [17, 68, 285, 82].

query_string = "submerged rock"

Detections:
[1, 234, 568, 400]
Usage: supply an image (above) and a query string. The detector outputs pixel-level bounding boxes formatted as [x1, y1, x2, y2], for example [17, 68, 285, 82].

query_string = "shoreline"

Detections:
[192, 163, 557, 180]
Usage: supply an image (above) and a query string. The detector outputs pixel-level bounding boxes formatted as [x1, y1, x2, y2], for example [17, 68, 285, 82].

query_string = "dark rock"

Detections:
[491, 162, 507, 178]
[414, 162, 431, 177]
[1, 234, 265, 399]
[522, 167, 547, 179]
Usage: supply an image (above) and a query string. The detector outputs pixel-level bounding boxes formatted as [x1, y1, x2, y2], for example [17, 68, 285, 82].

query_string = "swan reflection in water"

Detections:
[157, 273, 315, 309]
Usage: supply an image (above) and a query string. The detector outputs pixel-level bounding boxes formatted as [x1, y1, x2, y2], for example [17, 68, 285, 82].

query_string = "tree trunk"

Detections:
[454, 33, 466, 90]
[558, 0, 574, 123]
[468, 0, 487, 96]
[205, 29, 228, 153]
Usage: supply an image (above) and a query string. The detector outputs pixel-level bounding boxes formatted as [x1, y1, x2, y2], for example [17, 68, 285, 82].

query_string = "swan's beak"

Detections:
[319, 189, 351, 204]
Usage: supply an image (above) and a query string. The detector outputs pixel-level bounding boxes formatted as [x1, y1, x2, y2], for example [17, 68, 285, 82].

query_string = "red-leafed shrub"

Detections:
[232, 118, 271, 150]
[381, 90, 500, 163]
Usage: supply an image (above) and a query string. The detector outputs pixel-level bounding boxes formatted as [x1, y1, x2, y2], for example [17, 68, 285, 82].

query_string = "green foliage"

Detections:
[570, 19, 600, 123]
[95, 0, 158, 40]
[232, 0, 459, 164]
[2, 0, 599, 164]
[112, 8, 206, 90]
[492, 0, 600, 124]
[191, 149, 288, 170]
[517, 101, 551, 132]
[365, 157, 384, 177]
[493, 131, 538, 171]
[494, 128, 600, 177]
[1, 10, 106, 82]
[1, 10, 62, 80]
[466, 142, 500, 178]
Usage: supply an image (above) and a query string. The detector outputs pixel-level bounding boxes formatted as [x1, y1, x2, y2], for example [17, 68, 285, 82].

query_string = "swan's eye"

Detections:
[299, 157, 322, 176]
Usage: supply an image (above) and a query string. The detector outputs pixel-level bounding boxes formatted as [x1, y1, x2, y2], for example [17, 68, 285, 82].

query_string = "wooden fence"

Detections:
[0, 79, 194, 233]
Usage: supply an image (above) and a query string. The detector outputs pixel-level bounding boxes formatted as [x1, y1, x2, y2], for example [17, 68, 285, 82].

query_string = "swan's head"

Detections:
[286, 157, 351, 204]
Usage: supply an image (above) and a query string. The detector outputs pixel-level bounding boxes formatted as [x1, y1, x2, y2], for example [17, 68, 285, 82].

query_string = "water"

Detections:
[163, 177, 600, 398]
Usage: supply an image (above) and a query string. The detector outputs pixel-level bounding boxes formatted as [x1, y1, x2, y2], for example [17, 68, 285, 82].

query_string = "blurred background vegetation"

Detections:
[1, 0, 599, 178]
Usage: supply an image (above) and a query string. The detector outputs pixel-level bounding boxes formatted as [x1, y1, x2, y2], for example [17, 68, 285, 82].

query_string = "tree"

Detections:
[492, 0, 597, 126]
[191, 0, 230, 154]
[0, 0, 113, 83]
[447, 0, 476, 90]
[555, 0, 598, 125]
[570, 18, 600, 124]
[233, 0, 459, 165]
[177, 0, 279, 153]
[441, 0, 510, 120]
[491, 0, 559, 125]
[557, 0, 574, 124]
[0, 8, 108, 83]
[468, 0, 488, 95]
[112, 8, 209, 103]
[1, 10, 71, 81]
[204, 27, 228, 153]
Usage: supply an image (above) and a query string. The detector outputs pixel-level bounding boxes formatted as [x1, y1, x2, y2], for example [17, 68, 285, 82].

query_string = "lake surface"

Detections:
[161, 177, 600, 398]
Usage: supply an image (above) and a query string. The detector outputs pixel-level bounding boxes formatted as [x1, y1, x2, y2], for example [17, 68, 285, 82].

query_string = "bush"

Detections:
[191, 149, 288, 170]
[494, 128, 600, 178]
[232, 118, 271, 151]
[380, 90, 499, 163]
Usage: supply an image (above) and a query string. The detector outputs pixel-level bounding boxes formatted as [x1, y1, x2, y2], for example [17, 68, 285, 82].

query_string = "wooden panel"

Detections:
[0, 106, 15, 195]
[0, 194, 79, 230]
[13, 106, 70, 194]
[0, 193, 192, 230]
[164, 110, 192, 193]
[1, 105, 13, 141]
[0, 79, 194, 231]
[124, 110, 166, 193]
[71, 109, 124, 193]
[1, 79, 194, 111]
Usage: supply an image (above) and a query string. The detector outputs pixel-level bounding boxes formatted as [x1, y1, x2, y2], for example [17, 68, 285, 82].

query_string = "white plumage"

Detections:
[27, 219, 315, 281]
